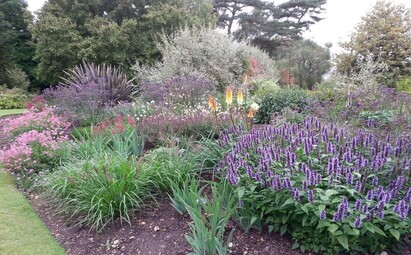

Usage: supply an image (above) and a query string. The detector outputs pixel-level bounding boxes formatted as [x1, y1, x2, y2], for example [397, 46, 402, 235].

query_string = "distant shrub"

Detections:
[249, 78, 280, 103]
[255, 88, 308, 123]
[134, 27, 278, 91]
[142, 75, 216, 110]
[0, 86, 29, 109]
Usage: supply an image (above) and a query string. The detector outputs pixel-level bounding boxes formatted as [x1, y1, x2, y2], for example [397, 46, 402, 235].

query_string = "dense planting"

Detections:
[215, 117, 411, 253]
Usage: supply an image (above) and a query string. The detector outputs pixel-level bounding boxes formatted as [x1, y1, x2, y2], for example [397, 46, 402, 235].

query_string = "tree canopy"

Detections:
[0, 0, 36, 88]
[213, 0, 326, 56]
[336, 0, 411, 83]
[32, 0, 216, 85]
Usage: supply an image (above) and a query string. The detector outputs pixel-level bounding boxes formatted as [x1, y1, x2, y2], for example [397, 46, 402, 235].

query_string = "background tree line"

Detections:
[7, 0, 409, 92]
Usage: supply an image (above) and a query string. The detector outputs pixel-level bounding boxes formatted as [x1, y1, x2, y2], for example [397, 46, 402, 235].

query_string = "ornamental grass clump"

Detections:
[215, 116, 411, 254]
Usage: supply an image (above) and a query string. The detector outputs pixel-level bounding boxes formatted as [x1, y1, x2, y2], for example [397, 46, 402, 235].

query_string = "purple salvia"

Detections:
[366, 190, 375, 200]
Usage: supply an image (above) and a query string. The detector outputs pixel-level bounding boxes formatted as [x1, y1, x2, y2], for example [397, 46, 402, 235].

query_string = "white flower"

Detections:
[250, 103, 259, 111]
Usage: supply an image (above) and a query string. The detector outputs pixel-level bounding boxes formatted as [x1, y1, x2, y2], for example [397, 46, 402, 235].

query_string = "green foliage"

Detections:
[169, 177, 206, 215]
[0, 0, 36, 89]
[32, 0, 216, 85]
[71, 127, 144, 160]
[232, 0, 326, 56]
[359, 109, 395, 126]
[336, 1, 411, 79]
[249, 78, 280, 103]
[140, 147, 199, 193]
[255, 88, 308, 123]
[276, 39, 331, 89]
[45, 154, 155, 231]
[0, 87, 28, 109]
[397, 76, 411, 93]
[172, 179, 237, 255]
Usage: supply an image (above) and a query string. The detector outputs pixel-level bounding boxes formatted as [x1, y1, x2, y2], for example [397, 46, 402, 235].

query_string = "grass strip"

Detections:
[0, 172, 65, 255]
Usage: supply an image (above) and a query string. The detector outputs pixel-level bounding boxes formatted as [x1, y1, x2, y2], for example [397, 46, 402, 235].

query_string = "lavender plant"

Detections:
[214, 117, 411, 254]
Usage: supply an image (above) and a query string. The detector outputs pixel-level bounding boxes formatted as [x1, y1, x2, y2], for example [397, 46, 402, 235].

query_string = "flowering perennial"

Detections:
[215, 116, 411, 224]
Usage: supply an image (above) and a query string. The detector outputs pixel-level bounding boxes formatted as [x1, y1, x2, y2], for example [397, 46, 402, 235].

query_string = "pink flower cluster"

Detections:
[0, 107, 71, 173]
[4, 107, 70, 136]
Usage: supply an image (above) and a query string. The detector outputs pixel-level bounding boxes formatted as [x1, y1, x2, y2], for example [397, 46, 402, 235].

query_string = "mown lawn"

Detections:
[0, 172, 65, 255]
[0, 109, 26, 117]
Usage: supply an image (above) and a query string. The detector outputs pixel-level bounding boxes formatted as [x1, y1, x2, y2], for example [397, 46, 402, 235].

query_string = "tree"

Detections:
[0, 0, 36, 89]
[277, 39, 330, 89]
[336, 0, 411, 84]
[32, 0, 216, 85]
[213, 0, 326, 56]
[213, 0, 263, 35]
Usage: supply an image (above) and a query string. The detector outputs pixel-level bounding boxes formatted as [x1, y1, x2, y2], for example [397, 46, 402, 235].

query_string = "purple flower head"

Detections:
[354, 198, 363, 211]
[372, 176, 379, 187]
[308, 189, 314, 203]
[362, 204, 368, 213]
[345, 172, 354, 185]
[302, 180, 308, 190]
[355, 181, 362, 193]
[320, 210, 327, 220]
[292, 187, 300, 202]
[354, 216, 362, 228]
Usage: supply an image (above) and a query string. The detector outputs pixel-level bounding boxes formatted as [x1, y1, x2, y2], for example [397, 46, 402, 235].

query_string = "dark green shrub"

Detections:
[255, 88, 308, 123]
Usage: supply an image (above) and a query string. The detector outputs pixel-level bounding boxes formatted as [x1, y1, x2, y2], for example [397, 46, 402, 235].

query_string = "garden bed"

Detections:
[29, 195, 304, 255]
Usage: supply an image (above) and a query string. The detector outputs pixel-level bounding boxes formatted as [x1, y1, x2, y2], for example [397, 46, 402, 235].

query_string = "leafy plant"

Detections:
[175, 179, 237, 255]
[255, 88, 308, 123]
[45, 154, 155, 231]
[214, 118, 411, 254]
[61, 61, 140, 103]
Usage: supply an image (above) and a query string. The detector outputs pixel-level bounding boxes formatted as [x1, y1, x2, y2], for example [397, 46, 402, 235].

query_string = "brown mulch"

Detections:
[29, 195, 305, 255]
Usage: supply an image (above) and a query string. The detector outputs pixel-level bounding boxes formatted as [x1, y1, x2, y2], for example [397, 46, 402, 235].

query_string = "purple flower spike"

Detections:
[355, 181, 362, 193]
[308, 189, 314, 203]
[354, 198, 362, 211]
[292, 187, 300, 202]
[320, 210, 326, 220]
[354, 216, 362, 228]
[372, 176, 379, 187]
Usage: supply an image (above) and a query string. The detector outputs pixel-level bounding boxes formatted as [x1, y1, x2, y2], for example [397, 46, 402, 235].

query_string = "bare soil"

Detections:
[29, 195, 306, 255]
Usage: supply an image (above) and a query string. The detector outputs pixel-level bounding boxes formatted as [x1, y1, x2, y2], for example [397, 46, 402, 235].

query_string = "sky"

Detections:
[26, 0, 411, 54]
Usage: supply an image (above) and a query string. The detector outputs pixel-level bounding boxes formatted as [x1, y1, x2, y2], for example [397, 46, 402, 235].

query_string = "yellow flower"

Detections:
[208, 95, 218, 111]
[237, 88, 244, 105]
[225, 86, 233, 105]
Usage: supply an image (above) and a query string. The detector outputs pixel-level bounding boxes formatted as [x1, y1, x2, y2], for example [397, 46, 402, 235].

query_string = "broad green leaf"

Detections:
[389, 229, 400, 241]
[337, 235, 349, 250]
[373, 226, 387, 237]
[325, 189, 339, 197]
[237, 188, 245, 199]
[292, 242, 300, 249]
[280, 225, 287, 236]
[328, 224, 339, 234]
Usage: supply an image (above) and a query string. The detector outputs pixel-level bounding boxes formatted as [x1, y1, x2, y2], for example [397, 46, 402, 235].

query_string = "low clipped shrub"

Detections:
[214, 118, 411, 254]
[255, 88, 308, 123]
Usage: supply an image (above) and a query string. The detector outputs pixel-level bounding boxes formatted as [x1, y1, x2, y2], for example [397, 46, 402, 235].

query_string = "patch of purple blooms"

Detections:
[215, 116, 411, 223]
